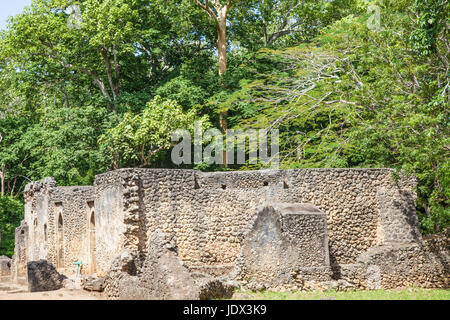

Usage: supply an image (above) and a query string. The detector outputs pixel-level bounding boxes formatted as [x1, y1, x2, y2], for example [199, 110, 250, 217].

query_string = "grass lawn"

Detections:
[230, 288, 450, 300]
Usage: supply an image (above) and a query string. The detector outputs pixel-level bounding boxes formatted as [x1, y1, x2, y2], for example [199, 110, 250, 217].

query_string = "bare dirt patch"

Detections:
[0, 281, 104, 300]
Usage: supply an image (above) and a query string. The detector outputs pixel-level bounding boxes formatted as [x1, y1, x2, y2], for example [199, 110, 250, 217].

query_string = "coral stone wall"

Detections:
[195, 169, 418, 265]
[11, 221, 28, 280]
[236, 203, 330, 287]
[14, 178, 95, 277]
[23, 178, 55, 263]
[93, 172, 128, 276]
[15, 168, 421, 284]
[109, 168, 417, 273]
[0, 256, 11, 277]
[48, 186, 95, 273]
[331, 230, 449, 291]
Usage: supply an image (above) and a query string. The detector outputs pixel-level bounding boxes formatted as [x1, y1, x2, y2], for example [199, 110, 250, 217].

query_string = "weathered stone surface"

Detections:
[423, 227, 450, 266]
[12, 177, 96, 280]
[105, 231, 199, 300]
[0, 256, 12, 277]
[105, 231, 237, 300]
[234, 203, 329, 288]
[355, 242, 449, 289]
[193, 274, 237, 300]
[62, 276, 81, 290]
[377, 187, 422, 244]
[11, 221, 28, 281]
[325, 229, 450, 291]
[116, 274, 150, 300]
[27, 260, 67, 292]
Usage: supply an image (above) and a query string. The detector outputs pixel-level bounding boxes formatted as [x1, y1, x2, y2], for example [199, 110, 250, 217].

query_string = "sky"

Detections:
[0, 0, 32, 30]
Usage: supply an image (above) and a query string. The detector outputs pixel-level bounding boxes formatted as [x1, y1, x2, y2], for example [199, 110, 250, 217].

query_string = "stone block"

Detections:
[27, 260, 67, 292]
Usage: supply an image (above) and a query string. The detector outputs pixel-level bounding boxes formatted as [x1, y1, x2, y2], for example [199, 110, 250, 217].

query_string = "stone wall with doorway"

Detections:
[14, 168, 449, 292]
[12, 178, 95, 278]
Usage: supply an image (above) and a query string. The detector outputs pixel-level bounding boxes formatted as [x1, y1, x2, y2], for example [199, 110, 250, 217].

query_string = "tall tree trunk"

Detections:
[217, 12, 227, 77]
[217, 9, 228, 166]
[195, 1, 231, 166]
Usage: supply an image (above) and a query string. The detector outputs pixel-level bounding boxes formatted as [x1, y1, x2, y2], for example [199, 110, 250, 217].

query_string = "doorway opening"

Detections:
[56, 203, 64, 269]
[88, 202, 96, 274]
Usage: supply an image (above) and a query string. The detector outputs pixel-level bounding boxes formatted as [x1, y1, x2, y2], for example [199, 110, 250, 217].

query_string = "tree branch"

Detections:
[195, 0, 218, 21]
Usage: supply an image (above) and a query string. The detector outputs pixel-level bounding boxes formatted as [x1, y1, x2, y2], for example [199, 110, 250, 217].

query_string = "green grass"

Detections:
[230, 288, 450, 300]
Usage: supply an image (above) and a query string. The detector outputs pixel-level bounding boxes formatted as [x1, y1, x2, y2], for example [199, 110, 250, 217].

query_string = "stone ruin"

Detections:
[4, 168, 449, 298]
[0, 228, 12, 281]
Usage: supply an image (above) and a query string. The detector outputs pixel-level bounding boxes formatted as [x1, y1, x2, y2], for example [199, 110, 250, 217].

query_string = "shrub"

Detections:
[0, 197, 24, 257]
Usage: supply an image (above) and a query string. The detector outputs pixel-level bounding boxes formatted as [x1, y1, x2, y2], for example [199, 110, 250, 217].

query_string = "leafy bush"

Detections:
[0, 197, 23, 257]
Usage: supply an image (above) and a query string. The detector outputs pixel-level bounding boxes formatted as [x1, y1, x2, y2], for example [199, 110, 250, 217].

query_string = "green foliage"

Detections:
[100, 96, 210, 168]
[25, 105, 114, 186]
[0, 197, 24, 257]
[155, 77, 208, 109]
[0, 105, 112, 191]
[0, 114, 39, 197]
[409, 0, 449, 56]
[230, 0, 359, 50]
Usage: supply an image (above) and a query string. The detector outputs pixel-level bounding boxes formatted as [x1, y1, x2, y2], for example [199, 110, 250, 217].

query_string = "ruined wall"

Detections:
[13, 174, 127, 280]
[18, 167, 444, 292]
[0, 256, 11, 277]
[48, 186, 95, 273]
[235, 203, 330, 288]
[93, 172, 128, 276]
[23, 178, 55, 263]
[357, 243, 448, 289]
[13, 178, 95, 278]
[100, 168, 446, 293]
[330, 234, 449, 291]
[11, 221, 28, 280]
[119, 168, 417, 274]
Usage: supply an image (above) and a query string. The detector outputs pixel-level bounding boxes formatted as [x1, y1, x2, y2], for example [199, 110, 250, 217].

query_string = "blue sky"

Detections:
[0, 0, 32, 30]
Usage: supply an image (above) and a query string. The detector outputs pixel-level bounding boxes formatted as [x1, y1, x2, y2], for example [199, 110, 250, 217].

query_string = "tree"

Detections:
[1, 0, 217, 114]
[193, 0, 233, 77]
[230, 0, 358, 49]
[409, 0, 449, 58]
[193, 1, 236, 166]
[191, 0, 359, 165]
[0, 0, 447, 236]
[0, 196, 23, 257]
[0, 132, 4, 197]
[100, 96, 210, 168]
[2, 0, 136, 111]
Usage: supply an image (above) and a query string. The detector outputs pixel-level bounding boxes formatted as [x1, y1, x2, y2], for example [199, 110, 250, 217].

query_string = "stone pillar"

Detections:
[11, 221, 29, 282]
